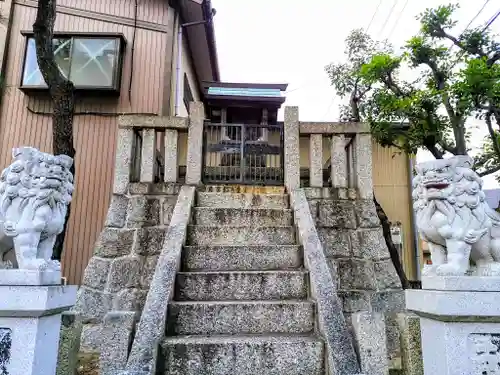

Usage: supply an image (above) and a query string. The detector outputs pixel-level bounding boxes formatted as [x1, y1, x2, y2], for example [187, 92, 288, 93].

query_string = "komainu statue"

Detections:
[0, 147, 74, 271]
[413, 155, 500, 276]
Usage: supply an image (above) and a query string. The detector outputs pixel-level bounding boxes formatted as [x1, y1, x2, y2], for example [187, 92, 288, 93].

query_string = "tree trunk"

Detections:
[373, 194, 410, 289]
[51, 83, 75, 261]
[33, 0, 76, 261]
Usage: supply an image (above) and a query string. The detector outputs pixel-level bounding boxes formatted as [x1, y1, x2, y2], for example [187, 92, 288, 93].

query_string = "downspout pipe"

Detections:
[174, 2, 216, 116]
[174, 24, 183, 116]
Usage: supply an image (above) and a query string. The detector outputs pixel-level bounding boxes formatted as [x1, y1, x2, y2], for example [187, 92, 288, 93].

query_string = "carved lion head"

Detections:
[0, 147, 74, 215]
[412, 155, 485, 211]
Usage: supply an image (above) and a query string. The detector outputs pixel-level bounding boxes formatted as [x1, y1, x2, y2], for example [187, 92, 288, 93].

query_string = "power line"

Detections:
[483, 8, 500, 30]
[322, 0, 386, 121]
[284, 79, 325, 94]
[321, 95, 337, 120]
[450, 8, 500, 69]
[377, 0, 399, 37]
[463, 0, 490, 31]
[386, 0, 409, 40]
[366, 0, 384, 33]
[445, 0, 490, 56]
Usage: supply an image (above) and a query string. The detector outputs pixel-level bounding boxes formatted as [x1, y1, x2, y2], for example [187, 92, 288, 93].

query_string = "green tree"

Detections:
[326, 4, 500, 287]
[357, 4, 499, 175]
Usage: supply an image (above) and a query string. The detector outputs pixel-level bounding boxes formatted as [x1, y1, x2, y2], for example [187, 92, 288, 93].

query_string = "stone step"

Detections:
[166, 300, 314, 335]
[181, 245, 303, 271]
[196, 192, 289, 209]
[160, 334, 325, 375]
[174, 271, 308, 301]
[186, 226, 296, 246]
[193, 207, 293, 226]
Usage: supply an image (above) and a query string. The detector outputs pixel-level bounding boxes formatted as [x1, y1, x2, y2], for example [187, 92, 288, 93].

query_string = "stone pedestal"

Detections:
[406, 276, 500, 375]
[0, 270, 77, 375]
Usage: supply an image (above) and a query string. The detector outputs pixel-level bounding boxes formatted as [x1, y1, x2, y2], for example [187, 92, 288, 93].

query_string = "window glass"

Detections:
[69, 38, 118, 87]
[22, 37, 71, 86]
[183, 73, 194, 108]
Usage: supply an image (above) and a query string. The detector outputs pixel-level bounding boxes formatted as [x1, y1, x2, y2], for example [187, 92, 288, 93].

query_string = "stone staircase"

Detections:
[158, 188, 326, 375]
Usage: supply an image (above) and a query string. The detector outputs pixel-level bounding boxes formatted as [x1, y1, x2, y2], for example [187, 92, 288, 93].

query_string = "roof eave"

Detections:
[202, 81, 288, 91]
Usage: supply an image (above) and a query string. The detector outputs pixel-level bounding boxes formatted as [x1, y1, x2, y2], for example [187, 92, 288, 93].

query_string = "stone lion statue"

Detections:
[413, 155, 500, 276]
[0, 147, 74, 271]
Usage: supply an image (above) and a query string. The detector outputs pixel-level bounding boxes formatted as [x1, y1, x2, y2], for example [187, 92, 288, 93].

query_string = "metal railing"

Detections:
[202, 122, 284, 185]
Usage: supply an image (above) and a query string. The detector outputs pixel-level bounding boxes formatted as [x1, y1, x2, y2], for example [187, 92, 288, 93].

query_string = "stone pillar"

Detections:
[284, 106, 300, 191]
[347, 140, 355, 188]
[330, 135, 348, 197]
[140, 129, 156, 182]
[56, 312, 83, 375]
[406, 277, 500, 375]
[351, 312, 389, 375]
[397, 313, 423, 375]
[186, 102, 205, 185]
[0, 271, 77, 375]
[113, 128, 134, 194]
[309, 134, 323, 188]
[164, 129, 178, 182]
[354, 133, 373, 200]
[221, 108, 230, 141]
[261, 108, 269, 142]
[100, 312, 136, 375]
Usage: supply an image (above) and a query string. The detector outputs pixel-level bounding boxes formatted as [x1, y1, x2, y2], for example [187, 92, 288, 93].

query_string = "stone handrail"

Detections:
[284, 107, 373, 200]
[299, 121, 369, 134]
[123, 185, 196, 374]
[290, 189, 360, 375]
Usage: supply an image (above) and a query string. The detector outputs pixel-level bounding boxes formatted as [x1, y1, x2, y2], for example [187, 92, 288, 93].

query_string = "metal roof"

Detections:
[207, 87, 283, 98]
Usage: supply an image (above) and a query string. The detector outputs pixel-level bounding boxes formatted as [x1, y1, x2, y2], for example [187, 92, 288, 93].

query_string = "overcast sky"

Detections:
[210, 0, 500, 188]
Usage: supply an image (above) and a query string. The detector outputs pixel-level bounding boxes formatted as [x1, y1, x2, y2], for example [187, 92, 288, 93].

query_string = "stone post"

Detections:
[351, 312, 389, 375]
[113, 128, 134, 194]
[354, 133, 373, 200]
[330, 134, 347, 197]
[56, 312, 83, 375]
[100, 312, 136, 375]
[164, 129, 178, 182]
[406, 277, 500, 375]
[309, 134, 323, 188]
[396, 313, 423, 375]
[140, 129, 156, 182]
[185, 101, 205, 185]
[0, 271, 77, 375]
[284, 106, 300, 191]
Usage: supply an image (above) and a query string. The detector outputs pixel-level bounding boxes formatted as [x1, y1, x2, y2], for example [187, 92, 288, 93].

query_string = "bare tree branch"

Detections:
[479, 165, 500, 177]
[430, 26, 488, 58]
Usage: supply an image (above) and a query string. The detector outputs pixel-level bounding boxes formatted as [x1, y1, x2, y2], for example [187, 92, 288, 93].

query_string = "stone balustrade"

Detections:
[113, 102, 205, 193]
[114, 104, 372, 197]
[284, 106, 373, 199]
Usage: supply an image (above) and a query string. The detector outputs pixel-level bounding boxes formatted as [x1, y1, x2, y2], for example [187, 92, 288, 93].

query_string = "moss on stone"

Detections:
[76, 352, 100, 375]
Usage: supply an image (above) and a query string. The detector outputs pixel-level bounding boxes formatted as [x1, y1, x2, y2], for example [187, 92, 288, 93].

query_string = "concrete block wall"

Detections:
[73, 183, 181, 354]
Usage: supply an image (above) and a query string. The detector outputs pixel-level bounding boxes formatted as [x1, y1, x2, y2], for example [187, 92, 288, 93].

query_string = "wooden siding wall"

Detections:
[372, 144, 417, 279]
[0, 1, 171, 284]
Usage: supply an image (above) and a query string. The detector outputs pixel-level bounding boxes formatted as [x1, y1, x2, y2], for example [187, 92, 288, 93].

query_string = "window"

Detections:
[183, 73, 194, 109]
[20, 32, 126, 95]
